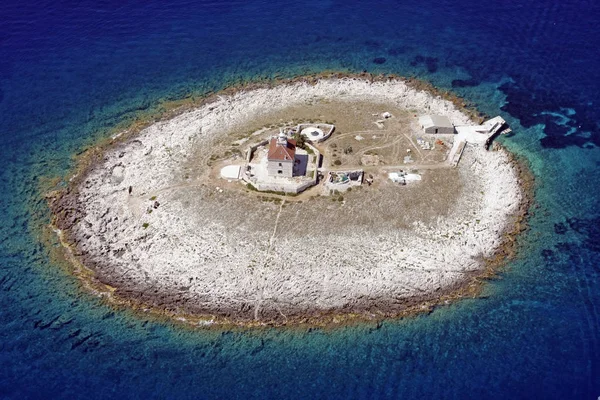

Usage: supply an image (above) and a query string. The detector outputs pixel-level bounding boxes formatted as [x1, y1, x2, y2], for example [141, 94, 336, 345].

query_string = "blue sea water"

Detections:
[1, 0, 599, 398]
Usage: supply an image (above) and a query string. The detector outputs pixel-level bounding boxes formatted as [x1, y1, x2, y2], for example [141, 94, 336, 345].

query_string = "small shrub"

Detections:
[149, 196, 157, 201]
[142, 222, 149, 229]
[333, 159, 342, 166]
[294, 134, 307, 149]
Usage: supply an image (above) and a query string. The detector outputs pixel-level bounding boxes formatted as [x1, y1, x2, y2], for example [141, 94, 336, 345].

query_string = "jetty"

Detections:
[444, 116, 510, 165]
[449, 141, 467, 167]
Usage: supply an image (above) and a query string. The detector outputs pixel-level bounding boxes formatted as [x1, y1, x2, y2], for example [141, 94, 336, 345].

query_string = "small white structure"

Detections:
[298, 123, 334, 143]
[220, 165, 241, 180]
[301, 127, 325, 141]
[405, 173, 422, 181]
[388, 172, 404, 183]
[419, 115, 455, 134]
[389, 171, 421, 184]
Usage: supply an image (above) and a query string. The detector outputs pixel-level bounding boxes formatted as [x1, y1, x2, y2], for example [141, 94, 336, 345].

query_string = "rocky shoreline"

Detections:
[46, 74, 532, 328]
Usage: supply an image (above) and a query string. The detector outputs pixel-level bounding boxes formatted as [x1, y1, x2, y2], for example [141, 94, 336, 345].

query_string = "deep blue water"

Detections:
[1, 0, 599, 398]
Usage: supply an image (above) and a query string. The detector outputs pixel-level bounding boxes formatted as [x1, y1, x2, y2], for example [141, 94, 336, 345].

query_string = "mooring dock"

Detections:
[449, 116, 510, 166]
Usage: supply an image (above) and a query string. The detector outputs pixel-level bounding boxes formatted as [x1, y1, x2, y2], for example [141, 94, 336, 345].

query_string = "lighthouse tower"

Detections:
[277, 129, 287, 146]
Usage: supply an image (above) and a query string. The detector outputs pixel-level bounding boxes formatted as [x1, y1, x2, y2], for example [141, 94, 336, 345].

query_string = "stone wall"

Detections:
[245, 139, 269, 162]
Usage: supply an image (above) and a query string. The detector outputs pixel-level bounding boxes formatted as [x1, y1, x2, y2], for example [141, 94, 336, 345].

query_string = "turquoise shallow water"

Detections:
[1, 0, 599, 398]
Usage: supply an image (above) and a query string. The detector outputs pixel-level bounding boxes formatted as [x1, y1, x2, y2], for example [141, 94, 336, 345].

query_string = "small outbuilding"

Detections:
[418, 115, 454, 134]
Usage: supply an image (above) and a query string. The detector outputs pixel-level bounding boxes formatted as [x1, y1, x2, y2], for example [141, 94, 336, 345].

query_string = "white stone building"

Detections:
[418, 115, 455, 134]
[267, 132, 296, 177]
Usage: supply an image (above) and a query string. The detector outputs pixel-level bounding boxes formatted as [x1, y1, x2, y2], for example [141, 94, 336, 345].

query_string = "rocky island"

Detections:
[48, 75, 530, 327]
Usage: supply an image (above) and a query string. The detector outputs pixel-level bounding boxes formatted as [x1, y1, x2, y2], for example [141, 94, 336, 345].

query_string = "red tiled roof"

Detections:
[267, 137, 296, 161]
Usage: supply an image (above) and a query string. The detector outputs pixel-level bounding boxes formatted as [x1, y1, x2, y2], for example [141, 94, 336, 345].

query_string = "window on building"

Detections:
[278, 170, 282, 174]
[278, 162, 282, 167]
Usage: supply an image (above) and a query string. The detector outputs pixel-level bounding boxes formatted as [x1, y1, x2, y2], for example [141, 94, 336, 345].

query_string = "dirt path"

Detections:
[254, 198, 286, 320]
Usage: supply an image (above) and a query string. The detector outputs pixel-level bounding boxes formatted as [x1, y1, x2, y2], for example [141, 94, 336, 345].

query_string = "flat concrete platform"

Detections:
[220, 165, 241, 179]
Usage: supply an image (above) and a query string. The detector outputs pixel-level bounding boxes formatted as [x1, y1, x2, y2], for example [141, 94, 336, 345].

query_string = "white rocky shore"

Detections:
[51, 78, 526, 325]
